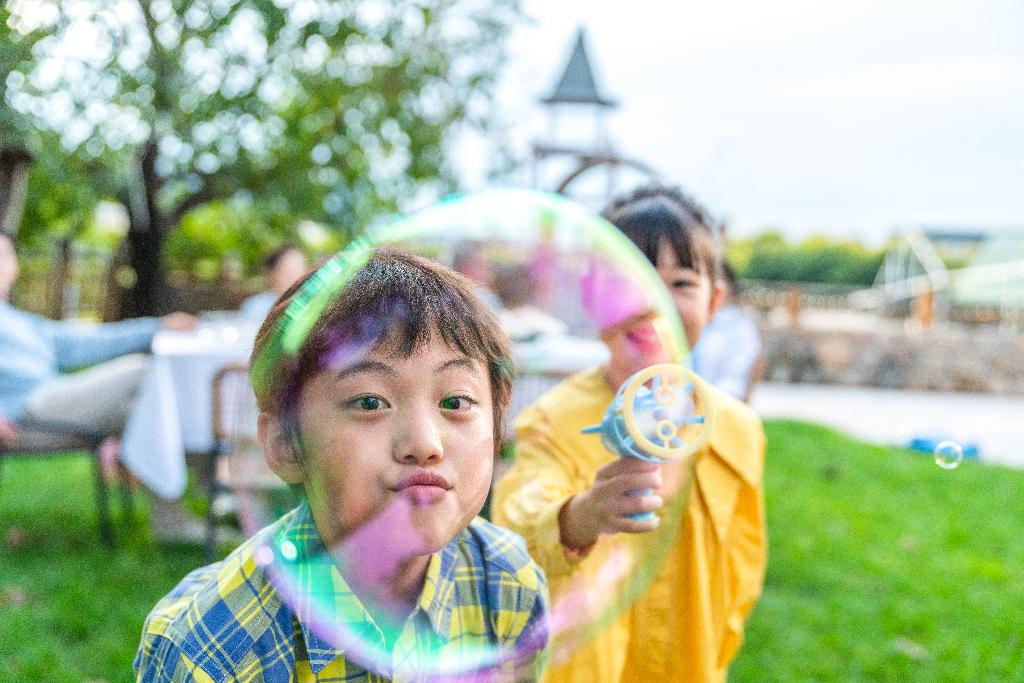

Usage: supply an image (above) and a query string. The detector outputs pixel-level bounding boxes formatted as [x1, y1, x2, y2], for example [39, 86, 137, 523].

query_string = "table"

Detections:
[120, 327, 608, 500]
[121, 322, 257, 499]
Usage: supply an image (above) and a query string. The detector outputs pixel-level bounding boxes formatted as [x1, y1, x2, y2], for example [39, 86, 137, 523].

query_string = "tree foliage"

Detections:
[728, 231, 887, 286]
[163, 198, 338, 278]
[0, 4, 45, 148]
[3, 0, 520, 313]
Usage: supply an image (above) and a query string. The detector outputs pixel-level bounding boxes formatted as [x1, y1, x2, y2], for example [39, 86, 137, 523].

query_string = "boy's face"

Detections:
[265, 332, 495, 554]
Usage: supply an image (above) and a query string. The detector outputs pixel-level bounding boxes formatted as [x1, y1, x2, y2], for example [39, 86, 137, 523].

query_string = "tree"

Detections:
[730, 231, 886, 286]
[0, 4, 49, 234]
[4, 0, 520, 316]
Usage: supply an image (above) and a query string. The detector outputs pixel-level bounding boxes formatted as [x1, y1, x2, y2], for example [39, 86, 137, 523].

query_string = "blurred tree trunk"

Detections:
[119, 139, 167, 319]
[46, 239, 72, 319]
[0, 146, 31, 234]
[102, 239, 129, 322]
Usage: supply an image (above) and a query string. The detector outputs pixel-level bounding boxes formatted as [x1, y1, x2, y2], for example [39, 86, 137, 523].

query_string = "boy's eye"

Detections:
[350, 395, 388, 411]
[440, 396, 476, 412]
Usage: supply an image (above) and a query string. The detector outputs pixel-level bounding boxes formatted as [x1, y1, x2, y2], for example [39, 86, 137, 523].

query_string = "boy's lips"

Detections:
[392, 471, 451, 505]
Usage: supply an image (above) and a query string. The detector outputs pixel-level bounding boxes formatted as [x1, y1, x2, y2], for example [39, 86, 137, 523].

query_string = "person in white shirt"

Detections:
[240, 243, 309, 323]
[691, 262, 764, 401]
[0, 230, 206, 542]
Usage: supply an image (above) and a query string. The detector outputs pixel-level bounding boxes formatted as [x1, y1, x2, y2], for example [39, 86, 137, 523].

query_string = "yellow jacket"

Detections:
[492, 367, 766, 682]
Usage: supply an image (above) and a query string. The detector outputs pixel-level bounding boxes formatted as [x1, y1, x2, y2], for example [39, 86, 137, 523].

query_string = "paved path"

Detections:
[750, 382, 1024, 468]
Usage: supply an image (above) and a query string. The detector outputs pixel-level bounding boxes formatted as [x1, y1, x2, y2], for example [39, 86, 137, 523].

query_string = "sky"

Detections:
[458, 0, 1024, 245]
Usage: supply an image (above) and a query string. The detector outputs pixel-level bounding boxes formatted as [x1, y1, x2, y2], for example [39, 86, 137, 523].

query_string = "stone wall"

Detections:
[759, 312, 1024, 396]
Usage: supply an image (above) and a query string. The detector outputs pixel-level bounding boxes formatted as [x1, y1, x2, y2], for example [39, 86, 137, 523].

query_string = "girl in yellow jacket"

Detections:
[493, 185, 766, 682]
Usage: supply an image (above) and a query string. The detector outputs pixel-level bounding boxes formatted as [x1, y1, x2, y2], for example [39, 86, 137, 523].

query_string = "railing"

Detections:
[737, 280, 864, 312]
[737, 279, 1023, 328]
[10, 246, 262, 320]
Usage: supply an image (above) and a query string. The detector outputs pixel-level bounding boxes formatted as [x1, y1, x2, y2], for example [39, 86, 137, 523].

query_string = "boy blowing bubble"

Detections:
[136, 248, 548, 682]
[493, 185, 766, 682]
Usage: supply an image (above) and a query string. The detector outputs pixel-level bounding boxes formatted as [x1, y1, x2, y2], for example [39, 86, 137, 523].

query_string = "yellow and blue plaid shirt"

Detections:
[135, 502, 548, 682]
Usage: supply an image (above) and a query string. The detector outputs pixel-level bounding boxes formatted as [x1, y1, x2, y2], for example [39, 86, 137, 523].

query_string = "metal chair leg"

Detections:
[204, 447, 221, 562]
[118, 463, 136, 527]
[92, 450, 114, 548]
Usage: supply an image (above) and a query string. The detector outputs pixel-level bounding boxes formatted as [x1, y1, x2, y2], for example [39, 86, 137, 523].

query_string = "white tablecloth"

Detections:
[121, 328, 608, 500]
[121, 324, 256, 499]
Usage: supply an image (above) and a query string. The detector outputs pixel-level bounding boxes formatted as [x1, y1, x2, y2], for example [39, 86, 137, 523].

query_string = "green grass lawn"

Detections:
[1, 421, 1023, 681]
[730, 421, 1024, 682]
[0, 455, 206, 683]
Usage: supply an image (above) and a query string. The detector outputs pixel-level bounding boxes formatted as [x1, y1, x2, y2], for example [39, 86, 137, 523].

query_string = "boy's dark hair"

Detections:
[602, 184, 721, 281]
[251, 248, 514, 455]
[263, 243, 303, 272]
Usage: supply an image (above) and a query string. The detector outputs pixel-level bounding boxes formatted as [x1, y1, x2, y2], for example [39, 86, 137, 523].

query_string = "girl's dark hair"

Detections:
[251, 248, 513, 455]
[602, 184, 721, 280]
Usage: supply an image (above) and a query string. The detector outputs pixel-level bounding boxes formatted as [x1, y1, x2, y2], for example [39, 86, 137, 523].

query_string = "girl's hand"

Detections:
[160, 312, 198, 332]
[559, 458, 664, 551]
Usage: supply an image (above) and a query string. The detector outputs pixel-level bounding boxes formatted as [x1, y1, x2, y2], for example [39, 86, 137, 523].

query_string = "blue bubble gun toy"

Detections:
[582, 363, 715, 520]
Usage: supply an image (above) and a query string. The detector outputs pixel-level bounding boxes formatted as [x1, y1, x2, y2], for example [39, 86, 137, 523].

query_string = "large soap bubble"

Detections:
[228, 189, 696, 679]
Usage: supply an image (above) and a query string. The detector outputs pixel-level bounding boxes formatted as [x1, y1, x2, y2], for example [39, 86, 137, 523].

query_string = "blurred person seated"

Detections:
[239, 243, 309, 322]
[452, 242, 503, 311]
[691, 261, 764, 401]
[0, 230, 203, 541]
[493, 263, 567, 341]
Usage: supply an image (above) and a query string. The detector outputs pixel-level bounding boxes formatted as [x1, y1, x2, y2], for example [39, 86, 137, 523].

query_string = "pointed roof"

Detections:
[542, 29, 616, 107]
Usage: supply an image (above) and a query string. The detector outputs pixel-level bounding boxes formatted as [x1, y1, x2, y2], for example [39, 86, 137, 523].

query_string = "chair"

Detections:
[503, 368, 577, 445]
[205, 363, 285, 561]
[489, 368, 576, 496]
[0, 418, 135, 547]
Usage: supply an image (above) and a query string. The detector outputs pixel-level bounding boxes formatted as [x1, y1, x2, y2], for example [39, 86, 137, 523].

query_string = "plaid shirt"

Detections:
[135, 502, 548, 682]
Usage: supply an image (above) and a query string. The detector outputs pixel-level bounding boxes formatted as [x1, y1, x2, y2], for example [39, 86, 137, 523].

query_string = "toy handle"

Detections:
[626, 486, 655, 521]
[583, 424, 656, 520]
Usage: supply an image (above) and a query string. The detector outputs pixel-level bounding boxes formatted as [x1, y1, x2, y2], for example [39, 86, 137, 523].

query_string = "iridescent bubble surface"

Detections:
[227, 190, 692, 679]
[934, 440, 964, 470]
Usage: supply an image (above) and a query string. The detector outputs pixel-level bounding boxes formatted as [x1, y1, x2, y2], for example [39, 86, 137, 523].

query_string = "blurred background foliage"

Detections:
[2, 1, 954, 305]
[727, 231, 889, 286]
[2, 0, 520, 315]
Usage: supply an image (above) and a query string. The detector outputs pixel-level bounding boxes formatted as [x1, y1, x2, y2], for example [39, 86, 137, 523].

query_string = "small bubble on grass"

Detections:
[934, 440, 964, 470]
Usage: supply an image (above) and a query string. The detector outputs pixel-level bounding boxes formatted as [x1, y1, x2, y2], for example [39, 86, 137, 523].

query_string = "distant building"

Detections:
[871, 226, 1024, 326]
[950, 231, 1024, 312]
[532, 28, 656, 205]
[920, 227, 987, 263]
